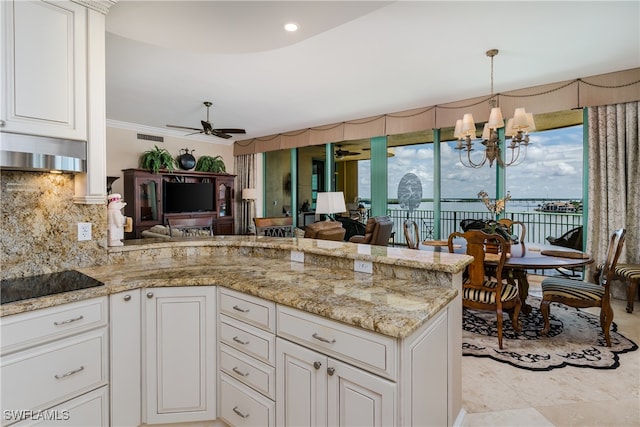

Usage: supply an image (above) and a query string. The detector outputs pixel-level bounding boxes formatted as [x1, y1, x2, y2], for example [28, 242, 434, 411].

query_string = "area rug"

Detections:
[462, 296, 638, 371]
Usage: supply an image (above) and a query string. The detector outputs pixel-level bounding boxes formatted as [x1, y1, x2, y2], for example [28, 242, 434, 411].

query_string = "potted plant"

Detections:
[140, 145, 176, 174]
[195, 155, 226, 173]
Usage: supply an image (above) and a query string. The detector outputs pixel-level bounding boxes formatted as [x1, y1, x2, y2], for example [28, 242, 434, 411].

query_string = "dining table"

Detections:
[421, 240, 594, 314]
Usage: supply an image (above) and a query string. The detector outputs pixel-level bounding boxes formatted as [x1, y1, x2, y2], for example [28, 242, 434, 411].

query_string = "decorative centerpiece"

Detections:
[478, 190, 513, 253]
[478, 190, 511, 219]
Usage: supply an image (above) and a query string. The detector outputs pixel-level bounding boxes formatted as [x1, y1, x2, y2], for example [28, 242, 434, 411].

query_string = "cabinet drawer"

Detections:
[219, 288, 275, 332]
[220, 343, 275, 400]
[220, 316, 275, 365]
[220, 373, 274, 427]
[0, 328, 108, 420]
[277, 306, 397, 380]
[12, 386, 109, 427]
[0, 297, 107, 355]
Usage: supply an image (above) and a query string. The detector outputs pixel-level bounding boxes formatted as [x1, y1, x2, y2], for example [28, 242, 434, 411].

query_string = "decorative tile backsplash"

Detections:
[1, 171, 108, 280]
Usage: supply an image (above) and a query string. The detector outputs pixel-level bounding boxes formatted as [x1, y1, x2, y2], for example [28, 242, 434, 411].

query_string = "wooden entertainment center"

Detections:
[122, 169, 236, 238]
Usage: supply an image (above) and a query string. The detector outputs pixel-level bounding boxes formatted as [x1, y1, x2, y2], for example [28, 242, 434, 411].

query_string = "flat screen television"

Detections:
[163, 181, 215, 213]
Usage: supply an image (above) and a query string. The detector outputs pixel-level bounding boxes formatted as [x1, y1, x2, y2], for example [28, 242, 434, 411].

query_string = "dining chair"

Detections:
[540, 228, 626, 347]
[448, 229, 522, 349]
[403, 219, 420, 249]
[497, 218, 526, 244]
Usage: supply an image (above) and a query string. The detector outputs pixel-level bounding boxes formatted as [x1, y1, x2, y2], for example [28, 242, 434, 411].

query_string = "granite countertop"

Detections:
[110, 235, 472, 274]
[0, 237, 471, 339]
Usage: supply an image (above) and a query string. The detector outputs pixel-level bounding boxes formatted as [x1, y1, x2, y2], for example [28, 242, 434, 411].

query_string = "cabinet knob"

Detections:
[147, 292, 154, 299]
[0, 120, 5, 127]
[327, 367, 335, 376]
[124, 295, 132, 301]
[313, 361, 322, 370]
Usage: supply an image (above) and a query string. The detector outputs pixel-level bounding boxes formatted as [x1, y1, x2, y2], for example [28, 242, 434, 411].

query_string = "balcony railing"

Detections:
[385, 209, 583, 247]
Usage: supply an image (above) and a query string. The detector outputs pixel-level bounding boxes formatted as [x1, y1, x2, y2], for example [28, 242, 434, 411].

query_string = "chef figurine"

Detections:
[107, 193, 127, 246]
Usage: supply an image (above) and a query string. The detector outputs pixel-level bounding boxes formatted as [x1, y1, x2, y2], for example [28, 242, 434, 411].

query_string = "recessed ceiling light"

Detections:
[284, 23, 298, 32]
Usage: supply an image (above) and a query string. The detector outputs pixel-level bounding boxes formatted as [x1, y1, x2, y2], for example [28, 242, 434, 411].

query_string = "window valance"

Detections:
[234, 67, 640, 156]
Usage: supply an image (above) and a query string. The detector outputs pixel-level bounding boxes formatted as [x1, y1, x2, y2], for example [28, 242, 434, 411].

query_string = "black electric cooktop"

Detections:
[0, 270, 104, 305]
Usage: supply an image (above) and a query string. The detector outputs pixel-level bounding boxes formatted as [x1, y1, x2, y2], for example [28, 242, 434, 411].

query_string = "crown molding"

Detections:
[71, 0, 118, 14]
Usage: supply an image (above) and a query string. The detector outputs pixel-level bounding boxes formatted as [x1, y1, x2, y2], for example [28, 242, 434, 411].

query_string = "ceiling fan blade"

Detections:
[185, 130, 204, 136]
[201, 120, 213, 133]
[212, 130, 233, 139]
[213, 128, 246, 134]
[167, 124, 202, 131]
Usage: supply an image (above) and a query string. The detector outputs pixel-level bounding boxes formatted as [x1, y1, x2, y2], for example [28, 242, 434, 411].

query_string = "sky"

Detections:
[357, 125, 584, 201]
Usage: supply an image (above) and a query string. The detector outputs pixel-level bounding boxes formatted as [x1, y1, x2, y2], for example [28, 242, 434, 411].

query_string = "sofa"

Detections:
[303, 221, 346, 241]
[141, 224, 213, 239]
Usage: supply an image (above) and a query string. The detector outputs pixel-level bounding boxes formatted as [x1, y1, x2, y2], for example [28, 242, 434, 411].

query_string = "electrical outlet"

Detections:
[290, 250, 304, 263]
[354, 260, 373, 274]
[78, 222, 92, 241]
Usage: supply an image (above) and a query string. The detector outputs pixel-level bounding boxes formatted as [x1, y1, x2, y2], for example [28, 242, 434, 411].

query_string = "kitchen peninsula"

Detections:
[0, 236, 472, 427]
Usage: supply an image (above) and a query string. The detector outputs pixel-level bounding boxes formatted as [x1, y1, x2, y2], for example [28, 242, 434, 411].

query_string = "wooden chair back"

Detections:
[253, 216, 294, 237]
[403, 220, 420, 249]
[448, 229, 508, 290]
[598, 228, 627, 292]
[497, 218, 526, 244]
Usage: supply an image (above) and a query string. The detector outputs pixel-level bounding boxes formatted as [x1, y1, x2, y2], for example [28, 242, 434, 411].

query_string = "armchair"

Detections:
[349, 216, 394, 246]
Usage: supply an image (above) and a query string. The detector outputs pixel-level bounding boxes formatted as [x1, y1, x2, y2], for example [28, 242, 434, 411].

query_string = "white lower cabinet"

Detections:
[276, 337, 395, 427]
[14, 386, 109, 427]
[144, 286, 217, 424]
[219, 372, 275, 426]
[0, 298, 109, 427]
[109, 289, 141, 427]
[217, 288, 277, 427]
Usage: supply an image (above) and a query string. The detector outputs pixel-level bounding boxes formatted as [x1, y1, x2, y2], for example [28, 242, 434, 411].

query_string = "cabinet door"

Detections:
[1, 0, 87, 140]
[276, 338, 327, 427]
[215, 218, 234, 235]
[110, 290, 141, 427]
[14, 386, 109, 427]
[327, 359, 396, 427]
[123, 171, 163, 238]
[144, 287, 216, 424]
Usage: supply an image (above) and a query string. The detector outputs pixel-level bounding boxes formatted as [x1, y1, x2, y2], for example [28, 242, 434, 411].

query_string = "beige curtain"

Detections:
[234, 154, 256, 235]
[587, 101, 639, 272]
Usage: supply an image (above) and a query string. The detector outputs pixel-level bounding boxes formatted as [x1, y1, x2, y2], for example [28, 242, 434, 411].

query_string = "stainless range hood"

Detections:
[0, 132, 87, 173]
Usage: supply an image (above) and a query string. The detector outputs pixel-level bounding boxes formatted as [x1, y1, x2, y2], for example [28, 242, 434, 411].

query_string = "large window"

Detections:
[262, 110, 584, 243]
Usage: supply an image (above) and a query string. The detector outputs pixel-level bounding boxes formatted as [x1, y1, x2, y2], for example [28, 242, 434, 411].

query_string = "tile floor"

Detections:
[462, 276, 640, 427]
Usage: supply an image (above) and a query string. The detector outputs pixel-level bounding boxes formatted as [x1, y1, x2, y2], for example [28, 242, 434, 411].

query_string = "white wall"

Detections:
[106, 124, 235, 196]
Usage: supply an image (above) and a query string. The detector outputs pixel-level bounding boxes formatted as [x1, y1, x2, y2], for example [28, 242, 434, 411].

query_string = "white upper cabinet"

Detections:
[1, 0, 87, 140]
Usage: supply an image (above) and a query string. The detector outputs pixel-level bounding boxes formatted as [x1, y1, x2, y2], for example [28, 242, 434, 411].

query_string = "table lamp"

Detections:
[315, 192, 346, 221]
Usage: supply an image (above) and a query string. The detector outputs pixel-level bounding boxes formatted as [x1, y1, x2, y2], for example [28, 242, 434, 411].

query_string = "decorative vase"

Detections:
[177, 148, 196, 170]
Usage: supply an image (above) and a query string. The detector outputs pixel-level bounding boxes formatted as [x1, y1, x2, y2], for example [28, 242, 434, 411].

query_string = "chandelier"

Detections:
[454, 49, 535, 168]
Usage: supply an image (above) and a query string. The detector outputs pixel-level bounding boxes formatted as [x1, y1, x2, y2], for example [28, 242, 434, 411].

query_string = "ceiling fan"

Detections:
[166, 101, 246, 139]
[335, 145, 361, 159]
